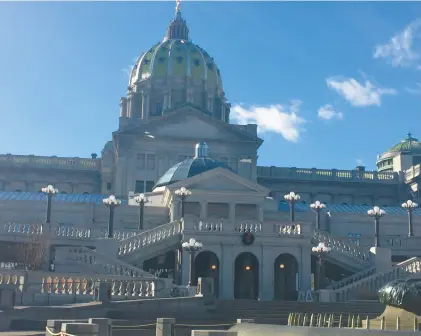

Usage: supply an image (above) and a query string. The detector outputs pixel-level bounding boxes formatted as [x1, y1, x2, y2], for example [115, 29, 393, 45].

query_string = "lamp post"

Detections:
[41, 185, 58, 229]
[402, 200, 418, 237]
[284, 192, 300, 222]
[181, 238, 203, 286]
[175, 187, 192, 218]
[367, 206, 386, 248]
[310, 200, 326, 230]
[103, 195, 121, 238]
[311, 242, 331, 290]
[134, 193, 148, 230]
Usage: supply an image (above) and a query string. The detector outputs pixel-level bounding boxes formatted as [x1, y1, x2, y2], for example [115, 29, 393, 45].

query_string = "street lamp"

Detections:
[134, 193, 148, 230]
[181, 238, 203, 286]
[310, 200, 326, 230]
[284, 192, 300, 222]
[103, 195, 121, 238]
[402, 200, 418, 237]
[311, 242, 332, 290]
[41, 185, 58, 228]
[175, 187, 192, 218]
[367, 206, 386, 248]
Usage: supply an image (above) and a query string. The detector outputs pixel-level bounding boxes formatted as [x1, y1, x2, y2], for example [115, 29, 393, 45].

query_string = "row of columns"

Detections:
[120, 90, 230, 120]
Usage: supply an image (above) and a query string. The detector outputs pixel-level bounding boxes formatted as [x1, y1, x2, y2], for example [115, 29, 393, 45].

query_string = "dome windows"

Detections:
[176, 56, 184, 64]
[193, 59, 200, 67]
[207, 63, 213, 71]
[143, 59, 150, 65]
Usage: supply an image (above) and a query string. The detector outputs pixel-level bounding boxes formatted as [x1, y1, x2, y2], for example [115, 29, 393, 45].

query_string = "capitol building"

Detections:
[0, 2, 420, 302]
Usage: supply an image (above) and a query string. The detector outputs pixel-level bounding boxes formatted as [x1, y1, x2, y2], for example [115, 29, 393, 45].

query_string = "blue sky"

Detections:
[0, 1, 420, 171]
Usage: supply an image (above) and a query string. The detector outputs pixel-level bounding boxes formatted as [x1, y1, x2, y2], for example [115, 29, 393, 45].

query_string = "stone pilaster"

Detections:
[119, 97, 128, 118]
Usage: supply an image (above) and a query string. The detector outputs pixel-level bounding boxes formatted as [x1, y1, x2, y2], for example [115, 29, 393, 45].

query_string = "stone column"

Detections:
[145, 92, 150, 117]
[163, 94, 168, 110]
[229, 203, 236, 223]
[127, 93, 133, 118]
[220, 244, 234, 299]
[119, 97, 128, 117]
[141, 92, 146, 119]
[200, 201, 208, 219]
[181, 249, 190, 286]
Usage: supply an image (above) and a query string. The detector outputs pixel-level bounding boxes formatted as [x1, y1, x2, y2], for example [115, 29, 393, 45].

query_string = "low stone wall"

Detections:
[229, 324, 421, 336]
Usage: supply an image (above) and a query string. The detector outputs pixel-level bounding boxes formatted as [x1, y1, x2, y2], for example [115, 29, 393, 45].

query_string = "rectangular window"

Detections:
[145, 181, 154, 192]
[135, 180, 144, 193]
[146, 154, 156, 170]
[137, 153, 145, 170]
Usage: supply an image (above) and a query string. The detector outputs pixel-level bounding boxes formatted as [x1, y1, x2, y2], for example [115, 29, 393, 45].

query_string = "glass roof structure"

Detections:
[0, 192, 128, 205]
[278, 201, 421, 217]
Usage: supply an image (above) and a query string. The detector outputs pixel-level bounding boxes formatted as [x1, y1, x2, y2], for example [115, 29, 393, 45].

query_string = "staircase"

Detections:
[312, 229, 373, 273]
[326, 257, 421, 302]
[117, 220, 183, 263]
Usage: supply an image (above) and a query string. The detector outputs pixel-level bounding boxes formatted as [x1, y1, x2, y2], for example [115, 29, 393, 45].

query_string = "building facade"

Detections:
[0, 3, 421, 301]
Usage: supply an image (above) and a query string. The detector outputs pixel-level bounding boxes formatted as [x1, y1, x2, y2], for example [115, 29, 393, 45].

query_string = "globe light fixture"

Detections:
[182, 238, 203, 286]
[41, 185, 59, 227]
[103, 195, 122, 238]
[402, 200, 418, 237]
[175, 187, 192, 218]
[284, 192, 300, 222]
[134, 193, 149, 230]
[310, 200, 326, 230]
[367, 206, 386, 248]
[312, 242, 331, 290]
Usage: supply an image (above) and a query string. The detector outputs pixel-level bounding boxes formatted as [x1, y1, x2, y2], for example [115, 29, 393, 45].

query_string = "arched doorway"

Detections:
[194, 251, 220, 297]
[234, 252, 259, 300]
[274, 253, 299, 301]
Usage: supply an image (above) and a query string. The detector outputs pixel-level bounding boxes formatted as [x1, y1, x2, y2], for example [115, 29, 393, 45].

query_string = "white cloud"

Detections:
[230, 101, 306, 142]
[373, 19, 421, 68]
[356, 159, 364, 166]
[326, 77, 397, 107]
[317, 104, 343, 120]
[405, 83, 421, 95]
[122, 56, 138, 78]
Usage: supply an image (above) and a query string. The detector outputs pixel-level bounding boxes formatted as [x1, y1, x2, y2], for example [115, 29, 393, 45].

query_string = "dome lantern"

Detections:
[164, 0, 189, 41]
[194, 141, 210, 158]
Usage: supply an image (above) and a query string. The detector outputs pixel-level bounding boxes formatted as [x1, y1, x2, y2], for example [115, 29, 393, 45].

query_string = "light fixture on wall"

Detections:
[245, 265, 251, 271]
[279, 263, 285, 269]
[211, 264, 217, 270]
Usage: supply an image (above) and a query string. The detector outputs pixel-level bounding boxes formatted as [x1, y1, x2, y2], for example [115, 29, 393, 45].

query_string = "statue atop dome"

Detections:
[176, 0, 181, 13]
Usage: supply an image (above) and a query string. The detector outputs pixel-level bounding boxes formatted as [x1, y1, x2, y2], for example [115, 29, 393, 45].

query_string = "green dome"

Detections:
[129, 11, 223, 94]
[388, 133, 421, 154]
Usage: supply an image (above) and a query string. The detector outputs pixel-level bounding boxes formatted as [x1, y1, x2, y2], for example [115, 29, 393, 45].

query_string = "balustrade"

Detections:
[0, 154, 99, 171]
[66, 247, 155, 279]
[276, 223, 301, 235]
[257, 166, 398, 183]
[3, 223, 42, 235]
[313, 230, 372, 264]
[53, 226, 91, 238]
[98, 229, 138, 241]
[39, 275, 157, 298]
[333, 257, 421, 302]
[118, 220, 182, 257]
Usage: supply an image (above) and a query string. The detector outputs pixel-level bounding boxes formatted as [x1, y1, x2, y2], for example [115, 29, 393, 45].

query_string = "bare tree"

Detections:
[15, 234, 50, 270]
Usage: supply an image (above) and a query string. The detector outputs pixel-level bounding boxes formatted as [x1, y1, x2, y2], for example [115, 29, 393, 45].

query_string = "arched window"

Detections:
[83, 192, 89, 195]
[15, 189, 22, 192]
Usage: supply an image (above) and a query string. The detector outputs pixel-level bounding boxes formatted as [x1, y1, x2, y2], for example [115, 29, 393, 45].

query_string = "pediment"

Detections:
[169, 167, 270, 195]
[118, 107, 261, 143]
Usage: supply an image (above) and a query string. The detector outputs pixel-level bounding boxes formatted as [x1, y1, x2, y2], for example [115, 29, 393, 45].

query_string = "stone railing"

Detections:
[257, 166, 398, 183]
[98, 229, 139, 241]
[118, 220, 182, 257]
[313, 229, 373, 265]
[333, 257, 421, 302]
[53, 226, 92, 239]
[0, 154, 100, 171]
[1, 223, 93, 240]
[3, 223, 43, 235]
[276, 223, 301, 235]
[65, 246, 156, 279]
[327, 266, 377, 290]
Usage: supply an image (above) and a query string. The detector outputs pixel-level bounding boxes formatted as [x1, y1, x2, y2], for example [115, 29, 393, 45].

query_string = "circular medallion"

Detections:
[242, 231, 255, 245]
